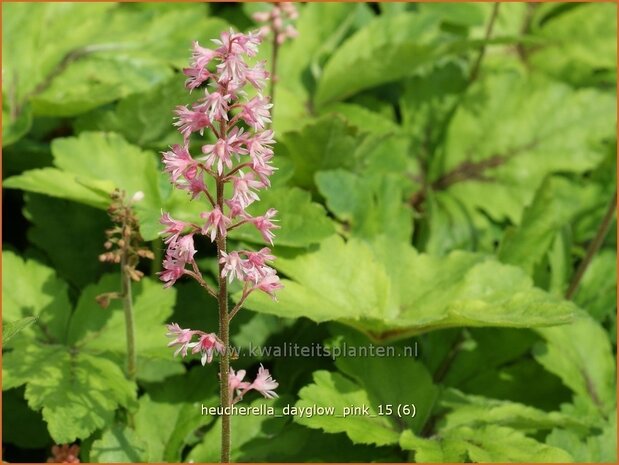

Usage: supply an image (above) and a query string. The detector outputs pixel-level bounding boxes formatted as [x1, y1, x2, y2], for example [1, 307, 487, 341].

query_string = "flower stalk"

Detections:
[160, 30, 283, 463]
[97, 189, 152, 383]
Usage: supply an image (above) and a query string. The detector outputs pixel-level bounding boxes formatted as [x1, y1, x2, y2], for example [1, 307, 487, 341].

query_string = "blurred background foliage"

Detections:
[2, 2, 617, 463]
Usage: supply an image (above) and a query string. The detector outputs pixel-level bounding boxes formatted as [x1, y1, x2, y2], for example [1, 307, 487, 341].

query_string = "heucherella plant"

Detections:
[160, 30, 282, 462]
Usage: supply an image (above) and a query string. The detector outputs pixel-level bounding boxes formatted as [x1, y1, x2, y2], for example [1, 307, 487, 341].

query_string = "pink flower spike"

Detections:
[191, 333, 225, 365]
[165, 323, 195, 357]
[162, 144, 198, 182]
[160, 212, 187, 244]
[250, 364, 279, 399]
[229, 368, 252, 400]
[201, 206, 232, 242]
[240, 95, 272, 130]
[174, 105, 211, 139]
[251, 208, 280, 245]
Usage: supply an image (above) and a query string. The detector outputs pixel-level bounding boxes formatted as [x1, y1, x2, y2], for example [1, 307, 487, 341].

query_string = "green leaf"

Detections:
[400, 425, 573, 462]
[439, 389, 586, 432]
[4, 167, 111, 209]
[3, 345, 136, 443]
[278, 115, 362, 191]
[239, 424, 399, 462]
[418, 2, 485, 27]
[2, 3, 114, 102]
[278, 3, 366, 96]
[74, 75, 189, 149]
[442, 71, 615, 224]
[2, 102, 32, 147]
[534, 313, 616, 416]
[240, 235, 577, 339]
[228, 187, 336, 247]
[574, 250, 617, 323]
[315, 12, 448, 107]
[5, 132, 162, 213]
[68, 274, 178, 368]
[529, 3, 617, 86]
[3, 317, 38, 346]
[295, 371, 400, 446]
[546, 416, 617, 462]
[134, 393, 216, 462]
[24, 194, 109, 288]
[498, 176, 601, 274]
[318, 103, 402, 136]
[2, 251, 71, 343]
[31, 52, 172, 117]
[90, 424, 148, 462]
[316, 171, 413, 242]
[334, 338, 439, 434]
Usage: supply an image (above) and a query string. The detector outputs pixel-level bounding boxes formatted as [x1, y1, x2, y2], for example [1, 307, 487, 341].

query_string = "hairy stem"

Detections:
[119, 217, 138, 382]
[216, 177, 231, 463]
[565, 190, 617, 299]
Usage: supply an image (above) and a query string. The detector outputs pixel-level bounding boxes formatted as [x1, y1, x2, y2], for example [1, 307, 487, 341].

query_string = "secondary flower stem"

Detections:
[228, 283, 250, 321]
[120, 221, 138, 382]
[216, 176, 232, 463]
[565, 190, 617, 300]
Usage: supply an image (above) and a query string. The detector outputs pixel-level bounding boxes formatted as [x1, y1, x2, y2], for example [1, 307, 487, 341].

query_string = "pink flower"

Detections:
[191, 332, 225, 365]
[229, 368, 252, 399]
[251, 208, 279, 245]
[226, 197, 249, 219]
[201, 206, 232, 242]
[213, 30, 261, 57]
[240, 95, 272, 130]
[253, 268, 283, 299]
[166, 323, 195, 357]
[174, 105, 211, 139]
[191, 40, 220, 68]
[245, 61, 269, 90]
[162, 144, 198, 182]
[231, 171, 262, 209]
[235, 31, 261, 57]
[250, 364, 279, 399]
[183, 65, 211, 91]
[220, 251, 245, 283]
[159, 254, 186, 288]
[160, 212, 187, 244]
[176, 175, 208, 200]
[245, 247, 276, 269]
[175, 234, 197, 262]
[201, 127, 247, 175]
[247, 130, 275, 161]
[197, 89, 230, 122]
